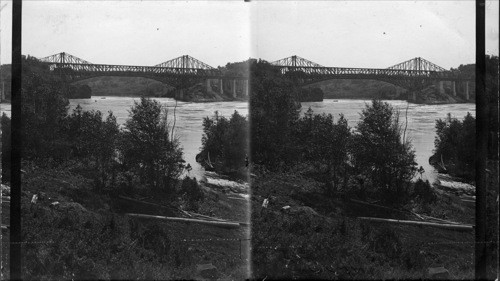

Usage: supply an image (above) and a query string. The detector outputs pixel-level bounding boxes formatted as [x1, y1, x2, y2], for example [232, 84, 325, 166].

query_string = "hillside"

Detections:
[73, 76, 174, 97]
[307, 79, 473, 104]
[308, 79, 404, 100]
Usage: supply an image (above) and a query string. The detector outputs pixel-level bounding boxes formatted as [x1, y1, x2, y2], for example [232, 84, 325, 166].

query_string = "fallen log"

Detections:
[350, 199, 409, 214]
[227, 196, 248, 201]
[125, 213, 241, 229]
[186, 211, 228, 222]
[419, 214, 464, 225]
[358, 217, 474, 231]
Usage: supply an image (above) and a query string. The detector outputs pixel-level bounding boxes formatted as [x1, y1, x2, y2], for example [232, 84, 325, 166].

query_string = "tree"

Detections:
[292, 108, 352, 193]
[198, 110, 249, 173]
[352, 100, 417, 204]
[1, 114, 11, 183]
[250, 60, 301, 168]
[64, 105, 120, 188]
[433, 112, 476, 180]
[21, 71, 70, 160]
[120, 97, 184, 191]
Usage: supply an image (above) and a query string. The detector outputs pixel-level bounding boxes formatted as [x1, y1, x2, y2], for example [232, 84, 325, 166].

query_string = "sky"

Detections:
[0, 0, 499, 69]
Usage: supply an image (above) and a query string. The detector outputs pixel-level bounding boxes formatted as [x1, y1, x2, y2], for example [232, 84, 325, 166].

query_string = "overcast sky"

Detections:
[1, 0, 499, 69]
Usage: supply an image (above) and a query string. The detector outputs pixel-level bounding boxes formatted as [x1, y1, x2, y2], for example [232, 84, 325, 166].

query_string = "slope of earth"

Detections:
[73, 76, 173, 97]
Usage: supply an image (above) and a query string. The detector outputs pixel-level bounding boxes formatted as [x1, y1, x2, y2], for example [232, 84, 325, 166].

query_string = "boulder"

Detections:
[196, 263, 218, 279]
[427, 267, 450, 279]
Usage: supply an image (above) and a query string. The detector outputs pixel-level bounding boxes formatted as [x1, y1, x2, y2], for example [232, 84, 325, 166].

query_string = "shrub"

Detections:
[413, 178, 436, 203]
[180, 176, 204, 211]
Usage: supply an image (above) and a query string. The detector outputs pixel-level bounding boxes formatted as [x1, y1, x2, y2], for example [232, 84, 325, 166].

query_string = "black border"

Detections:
[10, 0, 22, 280]
[474, 0, 488, 279]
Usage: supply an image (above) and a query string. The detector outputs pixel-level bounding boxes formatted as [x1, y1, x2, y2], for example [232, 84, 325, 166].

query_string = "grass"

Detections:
[19, 162, 250, 280]
[250, 171, 475, 280]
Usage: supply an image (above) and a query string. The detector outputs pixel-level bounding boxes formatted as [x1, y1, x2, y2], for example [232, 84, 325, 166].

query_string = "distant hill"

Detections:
[305, 78, 473, 104]
[73, 76, 174, 97]
[305, 79, 405, 100]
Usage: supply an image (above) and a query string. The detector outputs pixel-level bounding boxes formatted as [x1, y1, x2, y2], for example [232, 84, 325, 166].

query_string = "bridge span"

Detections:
[39, 52, 249, 99]
[38, 52, 473, 101]
[271, 55, 473, 100]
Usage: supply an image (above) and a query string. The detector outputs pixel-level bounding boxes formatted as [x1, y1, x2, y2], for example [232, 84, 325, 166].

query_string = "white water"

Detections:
[0, 103, 10, 117]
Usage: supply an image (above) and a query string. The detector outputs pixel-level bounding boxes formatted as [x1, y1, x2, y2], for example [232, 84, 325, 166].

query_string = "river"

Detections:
[2, 98, 476, 184]
[301, 99, 475, 183]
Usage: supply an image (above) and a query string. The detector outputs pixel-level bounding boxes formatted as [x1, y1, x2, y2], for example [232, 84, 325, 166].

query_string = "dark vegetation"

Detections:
[74, 76, 173, 98]
[2, 56, 251, 279]
[430, 55, 499, 278]
[432, 113, 476, 180]
[248, 59, 475, 279]
[197, 110, 249, 179]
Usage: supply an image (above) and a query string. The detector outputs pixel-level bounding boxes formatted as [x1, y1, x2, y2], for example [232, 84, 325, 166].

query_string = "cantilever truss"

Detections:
[271, 55, 324, 68]
[39, 52, 92, 64]
[154, 55, 214, 70]
[387, 57, 447, 72]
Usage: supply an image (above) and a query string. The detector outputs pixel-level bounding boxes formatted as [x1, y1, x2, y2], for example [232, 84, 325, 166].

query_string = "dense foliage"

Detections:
[250, 60, 301, 167]
[120, 97, 184, 192]
[433, 113, 475, 180]
[198, 110, 248, 174]
[351, 100, 417, 204]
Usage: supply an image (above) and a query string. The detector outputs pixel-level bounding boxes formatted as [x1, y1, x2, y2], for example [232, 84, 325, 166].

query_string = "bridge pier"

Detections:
[243, 80, 248, 97]
[438, 81, 445, 94]
[219, 79, 224, 95]
[232, 80, 237, 98]
[452, 81, 457, 96]
[465, 81, 469, 100]
[206, 79, 211, 93]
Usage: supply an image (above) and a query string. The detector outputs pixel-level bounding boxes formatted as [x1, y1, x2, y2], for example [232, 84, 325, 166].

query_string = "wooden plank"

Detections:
[358, 217, 474, 231]
[125, 213, 241, 229]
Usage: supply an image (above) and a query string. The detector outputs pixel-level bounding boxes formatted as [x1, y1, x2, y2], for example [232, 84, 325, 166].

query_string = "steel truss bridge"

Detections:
[39, 52, 472, 94]
[38, 52, 246, 89]
[270, 55, 472, 90]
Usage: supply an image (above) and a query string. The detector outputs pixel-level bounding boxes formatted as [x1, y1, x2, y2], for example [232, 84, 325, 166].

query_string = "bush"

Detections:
[413, 178, 436, 203]
[180, 176, 204, 211]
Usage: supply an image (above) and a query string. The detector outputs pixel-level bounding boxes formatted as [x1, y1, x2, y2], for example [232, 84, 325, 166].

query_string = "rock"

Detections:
[427, 267, 450, 279]
[50, 201, 60, 208]
[290, 206, 319, 217]
[1, 184, 10, 196]
[196, 263, 218, 279]
[58, 202, 87, 213]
